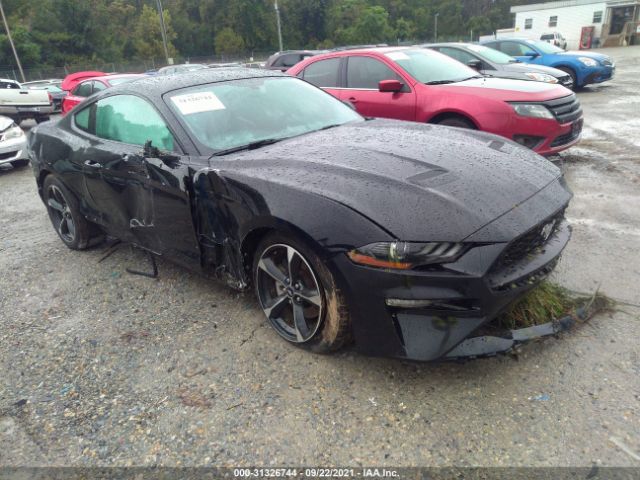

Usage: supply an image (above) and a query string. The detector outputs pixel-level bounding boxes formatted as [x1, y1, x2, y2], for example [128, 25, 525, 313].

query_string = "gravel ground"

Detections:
[1, 47, 639, 468]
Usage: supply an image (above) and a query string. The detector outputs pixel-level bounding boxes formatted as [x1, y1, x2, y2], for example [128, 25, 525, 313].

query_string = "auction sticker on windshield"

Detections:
[171, 91, 226, 115]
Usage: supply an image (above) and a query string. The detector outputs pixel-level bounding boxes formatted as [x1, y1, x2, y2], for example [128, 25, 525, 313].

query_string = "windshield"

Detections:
[466, 44, 516, 65]
[528, 40, 563, 54]
[385, 49, 479, 84]
[167, 76, 363, 154]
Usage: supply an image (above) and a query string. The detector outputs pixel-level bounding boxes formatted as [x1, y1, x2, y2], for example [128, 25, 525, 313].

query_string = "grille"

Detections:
[490, 212, 564, 273]
[550, 118, 583, 147]
[558, 75, 574, 89]
[543, 93, 582, 124]
[0, 151, 18, 160]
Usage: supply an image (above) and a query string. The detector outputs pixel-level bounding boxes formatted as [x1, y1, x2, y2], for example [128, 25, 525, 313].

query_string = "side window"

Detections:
[439, 47, 477, 65]
[500, 42, 526, 57]
[302, 58, 341, 88]
[346, 56, 404, 90]
[94, 95, 175, 151]
[74, 106, 91, 132]
[275, 54, 301, 68]
[73, 81, 93, 97]
[92, 81, 106, 93]
[0, 81, 19, 89]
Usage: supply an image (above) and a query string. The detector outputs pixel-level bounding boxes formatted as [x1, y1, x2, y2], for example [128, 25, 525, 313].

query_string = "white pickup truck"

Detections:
[0, 78, 53, 125]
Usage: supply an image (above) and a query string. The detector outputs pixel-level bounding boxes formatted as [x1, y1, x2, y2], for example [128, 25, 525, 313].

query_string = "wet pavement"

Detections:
[0, 46, 639, 467]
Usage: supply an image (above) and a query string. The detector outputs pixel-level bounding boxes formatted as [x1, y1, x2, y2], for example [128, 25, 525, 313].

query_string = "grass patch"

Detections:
[496, 281, 613, 330]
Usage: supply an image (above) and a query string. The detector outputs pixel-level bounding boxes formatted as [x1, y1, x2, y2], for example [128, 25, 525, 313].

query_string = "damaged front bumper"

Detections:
[329, 218, 572, 361]
[445, 312, 578, 359]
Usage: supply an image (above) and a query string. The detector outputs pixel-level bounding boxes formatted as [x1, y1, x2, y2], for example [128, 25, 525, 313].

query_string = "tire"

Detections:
[35, 116, 50, 124]
[253, 232, 351, 353]
[10, 159, 29, 168]
[43, 175, 100, 250]
[436, 116, 475, 129]
[556, 67, 577, 90]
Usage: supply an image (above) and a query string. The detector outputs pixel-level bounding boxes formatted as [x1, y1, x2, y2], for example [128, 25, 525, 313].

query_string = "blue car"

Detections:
[480, 38, 614, 89]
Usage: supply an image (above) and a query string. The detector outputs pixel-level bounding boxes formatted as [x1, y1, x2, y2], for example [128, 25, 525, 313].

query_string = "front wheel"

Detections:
[253, 233, 351, 353]
[436, 116, 475, 129]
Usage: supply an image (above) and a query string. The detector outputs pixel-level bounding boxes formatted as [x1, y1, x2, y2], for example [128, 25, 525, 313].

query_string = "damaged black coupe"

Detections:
[28, 69, 572, 361]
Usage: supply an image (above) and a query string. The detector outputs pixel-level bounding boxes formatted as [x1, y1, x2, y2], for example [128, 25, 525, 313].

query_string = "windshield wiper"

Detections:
[457, 75, 485, 82]
[424, 79, 455, 85]
[212, 138, 282, 157]
[319, 123, 343, 131]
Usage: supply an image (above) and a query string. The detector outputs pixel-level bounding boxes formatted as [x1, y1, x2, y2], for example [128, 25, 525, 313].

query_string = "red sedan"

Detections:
[288, 47, 583, 156]
[61, 73, 145, 114]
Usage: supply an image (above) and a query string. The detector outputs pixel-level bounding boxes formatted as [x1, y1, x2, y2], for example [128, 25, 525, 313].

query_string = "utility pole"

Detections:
[274, 0, 283, 52]
[434, 13, 439, 43]
[0, 0, 25, 82]
[156, 0, 171, 64]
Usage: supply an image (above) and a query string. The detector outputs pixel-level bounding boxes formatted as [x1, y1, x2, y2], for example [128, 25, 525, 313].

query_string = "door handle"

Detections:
[84, 160, 102, 168]
[347, 97, 359, 103]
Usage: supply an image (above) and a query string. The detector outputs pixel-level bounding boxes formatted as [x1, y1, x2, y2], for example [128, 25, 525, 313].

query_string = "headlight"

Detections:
[511, 103, 555, 120]
[347, 241, 467, 270]
[578, 57, 598, 67]
[3, 125, 24, 140]
[524, 72, 558, 83]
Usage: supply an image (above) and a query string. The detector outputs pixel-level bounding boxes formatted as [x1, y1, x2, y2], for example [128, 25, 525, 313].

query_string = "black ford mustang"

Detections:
[28, 69, 572, 361]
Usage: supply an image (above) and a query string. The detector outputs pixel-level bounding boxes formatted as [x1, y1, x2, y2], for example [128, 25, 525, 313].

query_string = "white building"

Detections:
[510, 0, 640, 50]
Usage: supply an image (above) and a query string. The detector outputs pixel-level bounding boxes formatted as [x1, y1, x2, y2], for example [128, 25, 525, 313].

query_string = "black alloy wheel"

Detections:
[255, 243, 324, 343]
[46, 184, 76, 244]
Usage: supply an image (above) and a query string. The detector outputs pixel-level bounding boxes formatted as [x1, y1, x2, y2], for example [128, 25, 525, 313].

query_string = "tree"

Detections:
[132, 4, 177, 61]
[353, 6, 394, 44]
[215, 27, 245, 56]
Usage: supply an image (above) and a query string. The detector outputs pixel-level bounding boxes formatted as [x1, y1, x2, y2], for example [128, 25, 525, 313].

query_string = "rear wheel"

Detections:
[43, 175, 102, 250]
[436, 116, 475, 129]
[253, 233, 351, 353]
[556, 67, 577, 90]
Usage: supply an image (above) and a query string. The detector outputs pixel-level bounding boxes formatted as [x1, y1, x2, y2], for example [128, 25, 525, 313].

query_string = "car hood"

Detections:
[438, 76, 570, 101]
[212, 120, 562, 241]
[503, 62, 568, 77]
[562, 51, 611, 61]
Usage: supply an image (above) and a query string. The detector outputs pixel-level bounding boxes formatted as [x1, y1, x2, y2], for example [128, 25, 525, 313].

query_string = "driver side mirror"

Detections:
[378, 79, 404, 93]
[466, 59, 482, 70]
[524, 51, 539, 58]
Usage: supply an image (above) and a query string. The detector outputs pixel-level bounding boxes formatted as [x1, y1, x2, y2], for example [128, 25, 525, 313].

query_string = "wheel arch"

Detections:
[428, 111, 479, 129]
[240, 219, 329, 285]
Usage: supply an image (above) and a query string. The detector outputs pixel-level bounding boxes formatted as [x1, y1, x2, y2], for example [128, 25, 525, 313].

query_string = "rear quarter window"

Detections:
[302, 58, 341, 88]
[74, 106, 91, 132]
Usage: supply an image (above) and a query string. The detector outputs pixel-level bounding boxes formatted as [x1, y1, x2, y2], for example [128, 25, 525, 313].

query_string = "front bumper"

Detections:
[329, 211, 571, 361]
[580, 64, 615, 86]
[0, 104, 54, 119]
[0, 136, 28, 166]
[511, 116, 582, 156]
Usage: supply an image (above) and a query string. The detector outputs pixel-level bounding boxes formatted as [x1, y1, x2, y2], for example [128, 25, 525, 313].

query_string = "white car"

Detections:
[0, 115, 29, 168]
[540, 32, 567, 50]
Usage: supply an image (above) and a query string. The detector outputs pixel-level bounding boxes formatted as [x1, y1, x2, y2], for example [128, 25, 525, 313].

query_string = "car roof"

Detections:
[103, 67, 287, 99]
